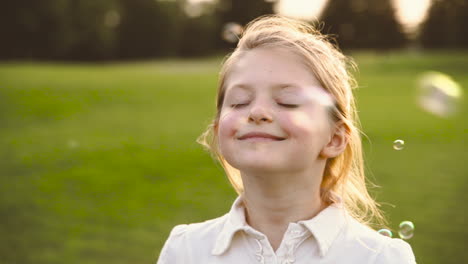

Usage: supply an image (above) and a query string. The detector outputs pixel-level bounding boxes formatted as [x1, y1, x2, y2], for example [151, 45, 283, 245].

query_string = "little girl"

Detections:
[157, 15, 416, 263]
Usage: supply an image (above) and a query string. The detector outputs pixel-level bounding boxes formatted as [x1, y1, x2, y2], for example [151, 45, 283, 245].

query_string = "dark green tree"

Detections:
[178, 16, 218, 57]
[217, 0, 274, 25]
[0, 0, 120, 60]
[116, 0, 178, 59]
[175, 0, 218, 57]
[420, 0, 468, 49]
[319, 0, 407, 49]
[0, 0, 67, 59]
[64, 0, 120, 60]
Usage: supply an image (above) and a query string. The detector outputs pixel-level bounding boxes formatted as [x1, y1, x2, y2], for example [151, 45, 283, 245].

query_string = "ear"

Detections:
[320, 121, 349, 159]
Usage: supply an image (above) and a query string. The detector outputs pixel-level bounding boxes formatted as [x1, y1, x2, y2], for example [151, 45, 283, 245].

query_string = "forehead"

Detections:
[226, 83, 304, 95]
[224, 47, 322, 92]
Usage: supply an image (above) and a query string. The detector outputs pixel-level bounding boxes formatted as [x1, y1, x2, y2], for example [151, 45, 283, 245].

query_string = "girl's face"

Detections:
[217, 47, 336, 174]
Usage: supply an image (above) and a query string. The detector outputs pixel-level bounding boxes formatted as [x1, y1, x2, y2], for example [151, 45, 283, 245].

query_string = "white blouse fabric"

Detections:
[157, 196, 416, 264]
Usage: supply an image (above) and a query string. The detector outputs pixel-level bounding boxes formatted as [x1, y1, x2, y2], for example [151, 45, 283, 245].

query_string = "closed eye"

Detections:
[278, 103, 299, 108]
[231, 103, 248, 108]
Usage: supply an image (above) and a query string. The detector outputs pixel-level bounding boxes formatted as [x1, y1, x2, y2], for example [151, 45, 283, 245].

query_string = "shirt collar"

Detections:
[212, 196, 249, 255]
[211, 196, 348, 257]
[298, 202, 348, 257]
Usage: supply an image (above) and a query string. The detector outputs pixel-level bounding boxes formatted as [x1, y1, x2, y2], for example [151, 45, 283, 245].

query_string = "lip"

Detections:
[238, 132, 286, 141]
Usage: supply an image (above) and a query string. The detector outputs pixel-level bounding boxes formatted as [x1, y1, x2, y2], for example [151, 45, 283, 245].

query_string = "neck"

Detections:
[240, 167, 328, 251]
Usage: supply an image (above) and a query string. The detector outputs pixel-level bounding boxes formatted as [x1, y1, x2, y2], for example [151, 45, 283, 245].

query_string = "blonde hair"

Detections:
[197, 15, 385, 227]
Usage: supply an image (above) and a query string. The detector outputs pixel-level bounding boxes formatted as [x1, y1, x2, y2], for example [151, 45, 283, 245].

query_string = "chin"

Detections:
[230, 158, 287, 173]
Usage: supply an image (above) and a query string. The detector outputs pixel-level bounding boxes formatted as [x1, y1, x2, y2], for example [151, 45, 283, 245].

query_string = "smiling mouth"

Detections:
[238, 137, 286, 141]
[237, 132, 286, 141]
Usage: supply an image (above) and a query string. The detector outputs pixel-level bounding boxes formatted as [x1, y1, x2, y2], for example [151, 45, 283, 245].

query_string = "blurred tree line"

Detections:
[0, 0, 466, 61]
[420, 0, 468, 49]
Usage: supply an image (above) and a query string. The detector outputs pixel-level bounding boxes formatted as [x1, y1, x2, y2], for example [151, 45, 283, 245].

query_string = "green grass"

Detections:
[0, 52, 467, 264]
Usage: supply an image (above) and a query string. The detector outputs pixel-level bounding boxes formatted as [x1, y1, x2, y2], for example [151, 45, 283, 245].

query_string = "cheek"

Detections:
[279, 112, 315, 137]
[279, 110, 330, 140]
[218, 110, 240, 140]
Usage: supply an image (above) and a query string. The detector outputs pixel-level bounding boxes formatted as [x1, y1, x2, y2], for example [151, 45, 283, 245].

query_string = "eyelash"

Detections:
[231, 104, 247, 108]
[230, 103, 298, 108]
[278, 103, 299, 108]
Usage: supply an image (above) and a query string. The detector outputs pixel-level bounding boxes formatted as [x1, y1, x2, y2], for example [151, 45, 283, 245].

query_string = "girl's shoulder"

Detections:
[166, 213, 229, 241]
[341, 217, 416, 263]
[157, 214, 229, 264]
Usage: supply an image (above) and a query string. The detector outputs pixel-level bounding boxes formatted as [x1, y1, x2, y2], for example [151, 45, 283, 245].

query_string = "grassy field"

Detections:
[0, 52, 467, 264]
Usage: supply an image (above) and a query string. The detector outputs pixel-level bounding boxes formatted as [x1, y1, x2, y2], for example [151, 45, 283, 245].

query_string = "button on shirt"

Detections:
[157, 196, 416, 264]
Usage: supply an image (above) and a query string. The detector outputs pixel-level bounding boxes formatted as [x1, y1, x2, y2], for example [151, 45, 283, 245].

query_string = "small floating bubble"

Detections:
[417, 71, 463, 118]
[104, 9, 120, 28]
[398, 221, 415, 240]
[222, 22, 243, 43]
[377, 229, 393, 237]
[68, 140, 79, 149]
[393, 139, 405, 150]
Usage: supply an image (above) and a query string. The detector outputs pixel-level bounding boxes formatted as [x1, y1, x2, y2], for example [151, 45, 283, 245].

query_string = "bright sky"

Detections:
[392, 0, 432, 29]
[276, 0, 431, 27]
[190, 0, 432, 29]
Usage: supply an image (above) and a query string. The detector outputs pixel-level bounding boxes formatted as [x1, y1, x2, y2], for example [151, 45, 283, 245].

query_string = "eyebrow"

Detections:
[227, 83, 303, 92]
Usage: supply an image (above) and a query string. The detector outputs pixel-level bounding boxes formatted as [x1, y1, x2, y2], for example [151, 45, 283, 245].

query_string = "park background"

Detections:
[0, 0, 467, 263]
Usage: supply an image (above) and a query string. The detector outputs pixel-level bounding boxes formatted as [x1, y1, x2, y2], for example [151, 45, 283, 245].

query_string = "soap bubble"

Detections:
[183, 2, 204, 18]
[104, 9, 120, 28]
[67, 140, 79, 149]
[398, 221, 415, 240]
[417, 71, 463, 118]
[377, 229, 393, 237]
[393, 139, 405, 150]
[222, 22, 243, 43]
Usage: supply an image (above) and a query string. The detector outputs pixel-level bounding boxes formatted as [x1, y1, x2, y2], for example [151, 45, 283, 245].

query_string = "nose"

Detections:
[248, 100, 273, 124]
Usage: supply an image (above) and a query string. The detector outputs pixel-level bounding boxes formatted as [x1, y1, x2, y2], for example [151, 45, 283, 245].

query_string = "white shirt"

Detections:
[157, 196, 416, 264]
